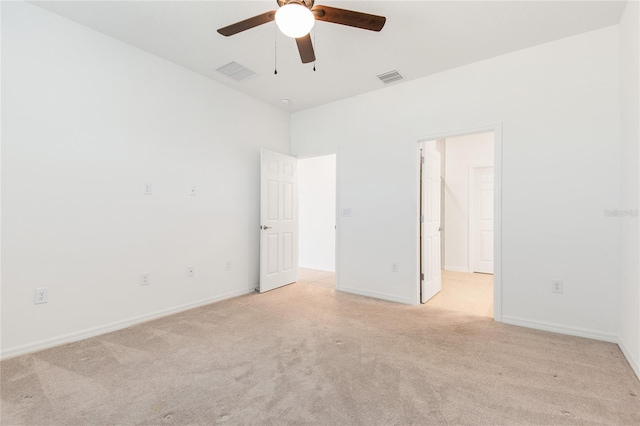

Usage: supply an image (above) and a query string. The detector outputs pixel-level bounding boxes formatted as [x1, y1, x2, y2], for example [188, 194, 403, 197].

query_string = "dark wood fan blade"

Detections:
[312, 5, 386, 32]
[295, 34, 316, 63]
[217, 11, 276, 36]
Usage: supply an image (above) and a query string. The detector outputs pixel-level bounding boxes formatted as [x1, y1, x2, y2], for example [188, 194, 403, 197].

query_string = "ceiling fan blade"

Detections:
[312, 5, 386, 32]
[295, 34, 316, 64]
[217, 11, 276, 36]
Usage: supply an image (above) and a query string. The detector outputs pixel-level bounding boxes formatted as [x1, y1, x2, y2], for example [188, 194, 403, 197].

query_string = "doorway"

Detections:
[419, 130, 499, 318]
[297, 154, 337, 289]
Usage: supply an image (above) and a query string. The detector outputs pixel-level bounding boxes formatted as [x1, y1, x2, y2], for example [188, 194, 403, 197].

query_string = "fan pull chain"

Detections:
[313, 26, 316, 72]
[274, 24, 278, 75]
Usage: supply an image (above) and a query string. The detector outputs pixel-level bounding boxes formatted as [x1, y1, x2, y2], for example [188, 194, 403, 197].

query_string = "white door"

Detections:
[421, 147, 442, 303]
[260, 149, 298, 292]
[472, 167, 494, 274]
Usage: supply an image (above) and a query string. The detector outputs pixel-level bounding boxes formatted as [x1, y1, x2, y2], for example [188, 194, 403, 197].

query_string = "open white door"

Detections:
[260, 149, 298, 292]
[472, 167, 494, 274]
[421, 147, 442, 303]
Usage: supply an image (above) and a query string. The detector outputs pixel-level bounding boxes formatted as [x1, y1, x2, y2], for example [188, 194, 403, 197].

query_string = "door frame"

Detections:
[417, 124, 503, 321]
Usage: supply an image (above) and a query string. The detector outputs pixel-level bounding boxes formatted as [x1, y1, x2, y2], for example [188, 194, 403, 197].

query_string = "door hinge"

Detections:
[420, 273, 425, 281]
[420, 214, 424, 223]
[421, 156, 425, 164]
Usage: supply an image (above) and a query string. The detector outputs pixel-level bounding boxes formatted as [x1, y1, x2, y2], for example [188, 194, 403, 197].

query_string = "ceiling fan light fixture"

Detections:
[275, 3, 315, 38]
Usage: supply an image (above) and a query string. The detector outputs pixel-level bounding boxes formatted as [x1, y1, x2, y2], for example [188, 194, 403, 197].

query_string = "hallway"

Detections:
[425, 270, 493, 318]
[297, 269, 492, 317]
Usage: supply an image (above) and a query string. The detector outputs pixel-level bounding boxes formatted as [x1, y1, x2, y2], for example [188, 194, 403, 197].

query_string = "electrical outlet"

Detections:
[140, 273, 150, 286]
[552, 279, 563, 293]
[392, 263, 398, 272]
[189, 186, 196, 196]
[187, 266, 195, 277]
[34, 287, 48, 304]
[143, 183, 152, 195]
[225, 261, 232, 271]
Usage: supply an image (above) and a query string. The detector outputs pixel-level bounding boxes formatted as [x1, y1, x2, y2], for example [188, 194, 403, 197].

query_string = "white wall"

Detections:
[1, 2, 290, 357]
[291, 26, 622, 340]
[618, 0, 640, 378]
[443, 132, 494, 272]
[298, 155, 336, 271]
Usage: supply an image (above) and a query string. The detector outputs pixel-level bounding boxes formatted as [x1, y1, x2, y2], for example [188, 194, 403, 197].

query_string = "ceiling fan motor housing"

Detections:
[277, 0, 314, 9]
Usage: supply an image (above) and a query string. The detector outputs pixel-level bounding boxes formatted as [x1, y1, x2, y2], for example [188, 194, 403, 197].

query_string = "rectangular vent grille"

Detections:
[216, 61, 256, 82]
[377, 70, 404, 84]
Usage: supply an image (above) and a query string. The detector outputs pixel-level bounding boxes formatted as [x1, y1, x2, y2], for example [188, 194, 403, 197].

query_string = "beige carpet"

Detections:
[2, 283, 639, 425]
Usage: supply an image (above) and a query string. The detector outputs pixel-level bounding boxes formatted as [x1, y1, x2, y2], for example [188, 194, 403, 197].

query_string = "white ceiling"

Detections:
[30, 0, 627, 112]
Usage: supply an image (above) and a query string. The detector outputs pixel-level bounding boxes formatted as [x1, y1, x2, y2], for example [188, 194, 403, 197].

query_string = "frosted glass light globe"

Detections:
[275, 3, 315, 38]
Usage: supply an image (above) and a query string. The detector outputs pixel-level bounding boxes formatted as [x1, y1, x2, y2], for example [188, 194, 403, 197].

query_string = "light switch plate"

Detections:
[35, 287, 48, 304]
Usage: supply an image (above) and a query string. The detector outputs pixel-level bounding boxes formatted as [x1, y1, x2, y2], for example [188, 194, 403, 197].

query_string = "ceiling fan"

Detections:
[217, 0, 386, 64]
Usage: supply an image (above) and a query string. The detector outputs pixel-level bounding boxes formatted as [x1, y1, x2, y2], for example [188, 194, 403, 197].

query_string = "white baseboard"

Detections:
[299, 263, 335, 272]
[5, 288, 637, 382]
[0, 287, 256, 360]
[501, 315, 619, 343]
[617, 337, 640, 381]
[338, 285, 412, 305]
[444, 266, 471, 273]
[501, 315, 640, 381]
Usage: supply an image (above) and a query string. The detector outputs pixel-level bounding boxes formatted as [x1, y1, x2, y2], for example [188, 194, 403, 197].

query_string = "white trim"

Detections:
[501, 315, 619, 343]
[339, 285, 413, 305]
[617, 338, 640, 381]
[502, 316, 640, 380]
[0, 287, 255, 360]
[335, 149, 341, 291]
[415, 142, 423, 305]
[493, 125, 503, 321]
[444, 265, 471, 273]
[417, 124, 503, 320]
[503, 316, 640, 380]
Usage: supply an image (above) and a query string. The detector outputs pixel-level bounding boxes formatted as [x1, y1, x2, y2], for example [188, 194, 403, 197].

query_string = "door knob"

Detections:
[261, 225, 272, 230]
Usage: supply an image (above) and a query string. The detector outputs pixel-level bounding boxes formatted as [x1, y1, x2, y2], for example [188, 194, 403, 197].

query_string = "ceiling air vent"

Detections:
[377, 70, 404, 84]
[216, 61, 256, 82]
